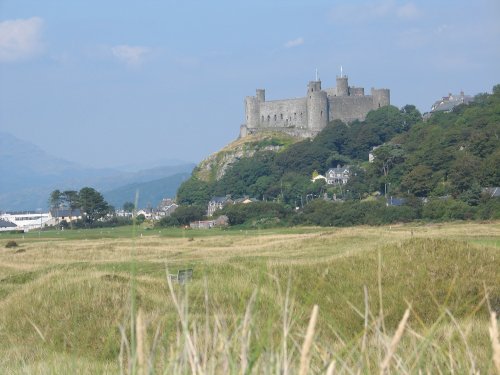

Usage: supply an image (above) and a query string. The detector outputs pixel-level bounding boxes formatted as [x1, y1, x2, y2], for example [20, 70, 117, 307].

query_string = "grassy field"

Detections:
[0, 221, 499, 374]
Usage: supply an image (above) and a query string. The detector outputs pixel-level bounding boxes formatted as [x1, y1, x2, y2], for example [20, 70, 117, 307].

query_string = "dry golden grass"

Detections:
[0, 221, 498, 373]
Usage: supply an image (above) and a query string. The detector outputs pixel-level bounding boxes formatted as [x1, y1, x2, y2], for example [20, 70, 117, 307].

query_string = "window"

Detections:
[274, 114, 277, 121]
[280, 114, 283, 120]
[267, 115, 270, 121]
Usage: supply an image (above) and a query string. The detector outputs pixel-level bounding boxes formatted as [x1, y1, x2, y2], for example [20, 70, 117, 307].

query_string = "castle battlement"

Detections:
[240, 74, 390, 138]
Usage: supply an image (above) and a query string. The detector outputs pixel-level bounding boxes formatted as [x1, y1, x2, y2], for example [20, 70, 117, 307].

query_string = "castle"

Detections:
[240, 73, 390, 138]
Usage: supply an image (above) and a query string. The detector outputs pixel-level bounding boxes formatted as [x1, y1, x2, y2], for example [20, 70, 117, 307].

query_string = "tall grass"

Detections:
[117, 272, 498, 374]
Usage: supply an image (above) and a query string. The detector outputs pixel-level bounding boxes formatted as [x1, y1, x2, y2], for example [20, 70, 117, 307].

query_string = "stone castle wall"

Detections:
[241, 74, 390, 138]
[328, 96, 375, 123]
[259, 98, 308, 129]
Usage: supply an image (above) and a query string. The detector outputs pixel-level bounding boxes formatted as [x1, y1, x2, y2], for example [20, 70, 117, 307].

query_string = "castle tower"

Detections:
[371, 88, 390, 109]
[307, 80, 322, 94]
[307, 80, 328, 131]
[336, 76, 349, 96]
[244, 95, 260, 128]
[256, 89, 265, 102]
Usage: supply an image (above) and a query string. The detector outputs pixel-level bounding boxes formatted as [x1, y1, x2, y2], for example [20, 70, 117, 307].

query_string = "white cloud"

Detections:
[111, 45, 150, 66]
[284, 37, 304, 48]
[0, 17, 44, 62]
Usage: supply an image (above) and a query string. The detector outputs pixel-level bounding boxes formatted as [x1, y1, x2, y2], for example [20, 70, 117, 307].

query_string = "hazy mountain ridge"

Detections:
[0, 131, 195, 210]
[103, 173, 191, 209]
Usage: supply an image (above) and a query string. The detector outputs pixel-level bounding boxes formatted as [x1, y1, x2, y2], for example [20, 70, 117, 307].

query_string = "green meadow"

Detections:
[0, 221, 499, 374]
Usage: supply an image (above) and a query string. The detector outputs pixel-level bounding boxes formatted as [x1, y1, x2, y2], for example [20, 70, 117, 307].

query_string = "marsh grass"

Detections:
[0, 221, 499, 373]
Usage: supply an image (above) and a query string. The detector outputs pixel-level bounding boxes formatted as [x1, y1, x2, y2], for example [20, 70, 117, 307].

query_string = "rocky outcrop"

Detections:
[194, 132, 301, 182]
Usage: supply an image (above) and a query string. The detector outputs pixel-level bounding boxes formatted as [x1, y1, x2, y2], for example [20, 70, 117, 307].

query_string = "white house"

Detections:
[207, 196, 232, 217]
[326, 166, 350, 185]
[0, 219, 19, 232]
[0, 212, 51, 231]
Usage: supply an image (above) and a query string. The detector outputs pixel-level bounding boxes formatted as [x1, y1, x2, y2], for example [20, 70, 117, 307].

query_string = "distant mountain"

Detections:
[103, 173, 191, 209]
[0, 131, 195, 210]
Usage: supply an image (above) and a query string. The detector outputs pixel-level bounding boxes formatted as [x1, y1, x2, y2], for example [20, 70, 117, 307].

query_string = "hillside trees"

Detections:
[213, 152, 278, 198]
[176, 177, 212, 206]
[400, 165, 436, 197]
[392, 86, 500, 199]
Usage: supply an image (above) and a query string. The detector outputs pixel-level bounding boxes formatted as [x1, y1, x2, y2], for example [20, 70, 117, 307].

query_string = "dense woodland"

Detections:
[171, 85, 500, 227]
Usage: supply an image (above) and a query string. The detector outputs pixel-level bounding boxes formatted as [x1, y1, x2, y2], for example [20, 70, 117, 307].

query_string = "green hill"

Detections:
[173, 85, 500, 225]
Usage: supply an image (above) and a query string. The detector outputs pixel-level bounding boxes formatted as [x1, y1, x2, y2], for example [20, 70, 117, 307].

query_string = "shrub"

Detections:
[135, 214, 146, 225]
[157, 216, 180, 228]
[422, 198, 476, 221]
[221, 202, 291, 226]
[5, 240, 18, 248]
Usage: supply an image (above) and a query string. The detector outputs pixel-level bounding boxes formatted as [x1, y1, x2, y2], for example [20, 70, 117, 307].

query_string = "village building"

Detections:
[156, 198, 178, 218]
[0, 218, 19, 232]
[325, 166, 350, 185]
[430, 91, 474, 113]
[207, 196, 233, 217]
[190, 215, 229, 229]
[48, 209, 82, 226]
[136, 209, 153, 220]
[0, 211, 51, 231]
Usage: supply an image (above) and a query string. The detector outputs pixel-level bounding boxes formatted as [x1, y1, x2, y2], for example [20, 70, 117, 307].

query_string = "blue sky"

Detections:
[1, 0, 499, 168]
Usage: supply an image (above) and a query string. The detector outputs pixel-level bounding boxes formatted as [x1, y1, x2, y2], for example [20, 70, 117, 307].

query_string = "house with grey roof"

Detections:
[326, 166, 350, 185]
[430, 91, 474, 113]
[0, 219, 19, 232]
[49, 209, 82, 225]
[207, 196, 233, 217]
